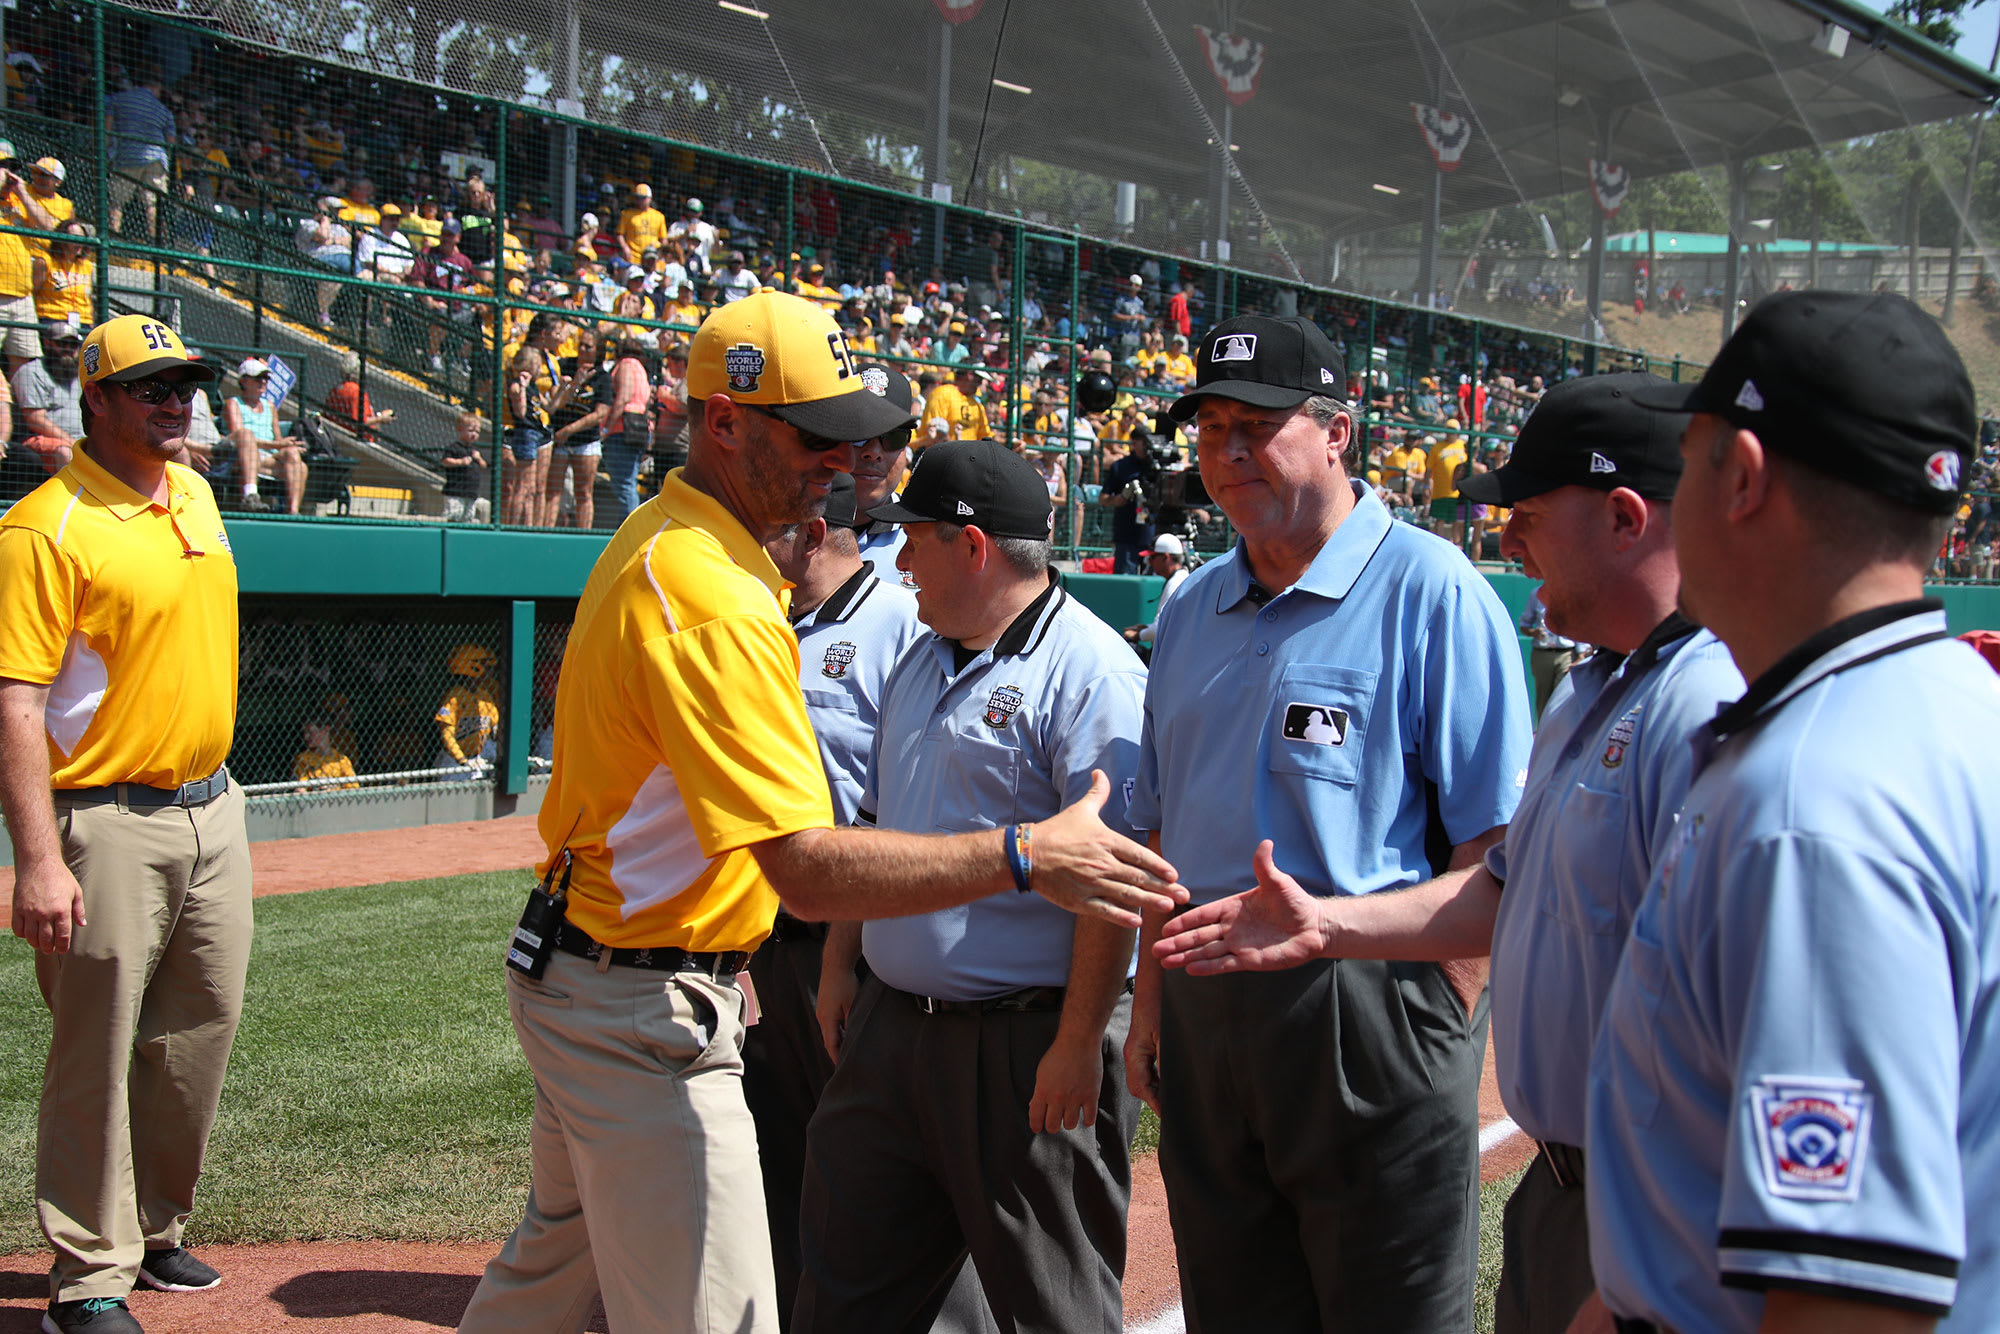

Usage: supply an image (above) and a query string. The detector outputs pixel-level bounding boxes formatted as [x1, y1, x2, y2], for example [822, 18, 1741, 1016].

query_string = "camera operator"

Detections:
[1099, 407, 1210, 571]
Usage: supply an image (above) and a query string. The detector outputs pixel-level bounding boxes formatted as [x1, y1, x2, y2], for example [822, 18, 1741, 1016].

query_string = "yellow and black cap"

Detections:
[79, 314, 218, 387]
[688, 291, 914, 442]
[1631, 290, 1974, 515]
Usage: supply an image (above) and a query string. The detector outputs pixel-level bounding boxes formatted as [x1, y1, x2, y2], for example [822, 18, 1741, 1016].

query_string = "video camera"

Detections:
[1120, 410, 1210, 558]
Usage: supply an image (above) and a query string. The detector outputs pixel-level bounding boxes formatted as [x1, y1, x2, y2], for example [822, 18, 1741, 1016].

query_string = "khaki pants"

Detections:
[458, 952, 777, 1334]
[37, 783, 254, 1302]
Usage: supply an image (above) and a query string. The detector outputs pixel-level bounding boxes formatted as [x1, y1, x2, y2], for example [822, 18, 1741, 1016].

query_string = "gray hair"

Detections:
[937, 522, 1052, 578]
[1301, 394, 1362, 473]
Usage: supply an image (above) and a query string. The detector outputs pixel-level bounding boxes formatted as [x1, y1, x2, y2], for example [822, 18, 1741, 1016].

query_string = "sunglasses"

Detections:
[743, 402, 847, 452]
[117, 377, 203, 405]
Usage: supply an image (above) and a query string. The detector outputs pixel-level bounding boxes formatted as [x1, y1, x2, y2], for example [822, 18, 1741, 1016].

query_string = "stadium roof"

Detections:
[508, 0, 2000, 243]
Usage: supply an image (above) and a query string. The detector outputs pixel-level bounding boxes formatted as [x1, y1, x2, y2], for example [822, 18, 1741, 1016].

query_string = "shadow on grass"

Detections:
[269, 1269, 607, 1330]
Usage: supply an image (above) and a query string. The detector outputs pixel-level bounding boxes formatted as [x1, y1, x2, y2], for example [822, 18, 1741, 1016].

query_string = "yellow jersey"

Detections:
[922, 384, 991, 441]
[35, 253, 93, 323]
[540, 470, 832, 951]
[293, 747, 359, 788]
[0, 449, 238, 788]
[436, 683, 500, 763]
[1430, 441, 1468, 500]
[618, 206, 669, 258]
[4, 189, 74, 262]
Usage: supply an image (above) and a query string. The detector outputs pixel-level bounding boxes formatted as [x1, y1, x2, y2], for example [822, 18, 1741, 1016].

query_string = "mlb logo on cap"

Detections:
[1171, 315, 1347, 421]
[1213, 334, 1257, 363]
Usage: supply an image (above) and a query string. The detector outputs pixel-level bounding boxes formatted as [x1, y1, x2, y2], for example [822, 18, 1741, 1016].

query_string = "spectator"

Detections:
[920, 365, 990, 443]
[617, 183, 668, 259]
[441, 411, 492, 523]
[601, 331, 653, 527]
[709, 250, 760, 305]
[104, 64, 175, 238]
[337, 176, 381, 228]
[1165, 282, 1191, 339]
[412, 218, 476, 371]
[936, 320, 973, 366]
[295, 194, 354, 328]
[358, 203, 416, 283]
[324, 351, 393, 441]
[651, 337, 692, 473]
[0, 144, 51, 376]
[434, 642, 500, 774]
[502, 313, 573, 526]
[292, 718, 359, 793]
[1113, 274, 1148, 354]
[3, 156, 73, 267]
[1162, 333, 1196, 386]
[660, 279, 704, 330]
[404, 195, 444, 251]
[545, 327, 610, 530]
[666, 196, 716, 275]
[1122, 531, 1189, 647]
[223, 357, 308, 514]
[10, 321, 83, 476]
[514, 196, 564, 252]
[32, 223, 94, 328]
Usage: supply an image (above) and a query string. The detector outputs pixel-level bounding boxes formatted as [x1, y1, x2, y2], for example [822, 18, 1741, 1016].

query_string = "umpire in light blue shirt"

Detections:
[747, 469, 924, 1328]
[1123, 315, 1533, 1332]
[1587, 290, 2000, 1334]
[794, 441, 1149, 1334]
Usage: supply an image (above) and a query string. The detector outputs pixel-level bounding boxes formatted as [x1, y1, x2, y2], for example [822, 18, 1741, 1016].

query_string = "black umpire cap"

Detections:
[1168, 314, 1347, 421]
[1632, 290, 1975, 515]
[854, 362, 917, 449]
[868, 440, 1055, 539]
[822, 471, 863, 529]
[1460, 372, 1688, 506]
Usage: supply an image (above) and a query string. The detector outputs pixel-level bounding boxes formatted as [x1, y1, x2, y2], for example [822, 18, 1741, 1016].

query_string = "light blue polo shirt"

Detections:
[1487, 617, 1743, 1148]
[792, 565, 924, 826]
[1588, 603, 2000, 1330]
[1128, 482, 1530, 901]
[856, 522, 912, 589]
[860, 580, 1147, 1000]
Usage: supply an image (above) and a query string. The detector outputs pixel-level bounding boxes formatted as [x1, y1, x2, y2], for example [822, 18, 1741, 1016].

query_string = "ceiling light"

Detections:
[717, 1, 769, 17]
[992, 78, 1032, 95]
[1228, 143, 1241, 151]
[1557, 86, 1583, 107]
[1373, 183, 1401, 195]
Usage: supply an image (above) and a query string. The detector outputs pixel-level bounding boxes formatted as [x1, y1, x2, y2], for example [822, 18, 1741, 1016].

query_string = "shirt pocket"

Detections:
[1546, 782, 1631, 938]
[1264, 664, 1378, 790]
[934, 731, 1023, 832]
[1607, 910, 1670, 1129]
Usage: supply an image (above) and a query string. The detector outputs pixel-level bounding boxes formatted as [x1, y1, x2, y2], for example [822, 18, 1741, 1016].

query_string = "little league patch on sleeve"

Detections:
[1751, 1076, 1873, 1201]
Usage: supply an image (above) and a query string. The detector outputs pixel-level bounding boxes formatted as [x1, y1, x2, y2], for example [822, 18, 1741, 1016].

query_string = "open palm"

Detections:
[1153, 841, 1328, 976]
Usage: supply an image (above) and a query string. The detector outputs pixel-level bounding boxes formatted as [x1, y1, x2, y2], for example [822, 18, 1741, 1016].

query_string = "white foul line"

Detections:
[1123, 1116, 1526, 1332]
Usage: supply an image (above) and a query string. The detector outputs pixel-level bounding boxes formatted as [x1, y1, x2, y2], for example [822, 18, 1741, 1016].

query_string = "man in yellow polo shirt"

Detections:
[921, 365, 992, 443]
[0, 314, 248, 1334]
[457, 291, 1183, 1334]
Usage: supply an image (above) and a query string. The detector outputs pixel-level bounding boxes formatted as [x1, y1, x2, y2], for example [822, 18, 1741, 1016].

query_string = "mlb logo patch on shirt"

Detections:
[1281, 703, 1348, 746]
[1751, 1076, 1872, 1201]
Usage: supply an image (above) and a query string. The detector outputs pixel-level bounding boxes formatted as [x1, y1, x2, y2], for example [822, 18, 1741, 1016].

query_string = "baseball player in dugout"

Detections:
[434, 642, 501, 775]
[795, 440, 1149, 1334]
[0, 314, 250, 1334]
[1580, 293, 2000, 1334]
[1155, 370, 1745, 1334]
[1123, 314, 1533, 1332]
[455, 291, 1182, 1334]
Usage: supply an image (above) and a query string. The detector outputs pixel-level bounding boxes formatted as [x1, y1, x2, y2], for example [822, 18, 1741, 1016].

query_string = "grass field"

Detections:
[0, 870, 1524, 1330]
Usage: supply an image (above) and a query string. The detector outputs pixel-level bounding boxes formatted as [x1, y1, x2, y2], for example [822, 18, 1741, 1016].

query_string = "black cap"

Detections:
[1459, 372, 1687, 506]
[1168, 315, 1346, 420]
[1632, 290, 1974, 515]
[854, 361, 917, 449]
[822, 471, 862, 529]
[867, 440, 1055, 539]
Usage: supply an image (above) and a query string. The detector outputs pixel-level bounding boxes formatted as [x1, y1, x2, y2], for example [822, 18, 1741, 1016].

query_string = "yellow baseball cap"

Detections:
[689, 291, 915, 441]
[79, 314, 218, 386]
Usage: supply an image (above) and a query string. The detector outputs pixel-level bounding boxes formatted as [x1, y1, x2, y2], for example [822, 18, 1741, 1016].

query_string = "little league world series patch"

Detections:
[725, 342, 765, 392]
[984, 684, 1024, 728]
[1751, 1076, 1873, 1201]
[822, 641, 856, 680]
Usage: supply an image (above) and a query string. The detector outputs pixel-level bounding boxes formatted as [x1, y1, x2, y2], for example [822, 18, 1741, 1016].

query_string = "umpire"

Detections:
[1153, 372, 1745, 1332]
[1588, 294, 2000, 1331]
[1124, 315, 1533, 1331]
[0, 315, 248, 1334]
[796, 440, 1148, 1333]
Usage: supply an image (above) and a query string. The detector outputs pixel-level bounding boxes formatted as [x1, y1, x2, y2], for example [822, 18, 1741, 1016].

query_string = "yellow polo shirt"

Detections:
[922, 384, 990, 441]
[540, 469, 832, 951]
[1430, 440, 1467, 500]
[618, 206, 669, 258]
[0, 448, 238, 789]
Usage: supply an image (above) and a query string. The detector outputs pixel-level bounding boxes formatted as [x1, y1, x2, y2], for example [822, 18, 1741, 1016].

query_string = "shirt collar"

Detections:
[794, 563, 874, 628]
[986, 570, 1064, 658]
[1589, 611, 1701, 680]
[655, 468, 786, 598]
[1215, 481, 1392, 613]
[67, 444, 185, 522]
[1708, 599, 1946, 741]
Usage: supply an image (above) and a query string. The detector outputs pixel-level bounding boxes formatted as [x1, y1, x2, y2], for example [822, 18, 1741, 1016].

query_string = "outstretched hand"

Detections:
[1031, 770, 1185, 930]
[1152, 840, 1329, 975]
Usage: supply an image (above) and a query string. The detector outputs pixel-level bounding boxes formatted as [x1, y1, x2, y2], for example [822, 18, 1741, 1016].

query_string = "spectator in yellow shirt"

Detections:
[33, 223, 94, 325]
[920, 366, 991, 443]
[1163, 334, 1197, 387]
[0, 143, 63, 372]
[293, 719, 359, 792]
[9, 158, 74, 264]
[617, 184, 669, 260]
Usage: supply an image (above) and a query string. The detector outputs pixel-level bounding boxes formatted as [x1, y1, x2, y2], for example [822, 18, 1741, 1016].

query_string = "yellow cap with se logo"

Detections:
[79, 314, 219, 387]
[688, 291, 916, 442]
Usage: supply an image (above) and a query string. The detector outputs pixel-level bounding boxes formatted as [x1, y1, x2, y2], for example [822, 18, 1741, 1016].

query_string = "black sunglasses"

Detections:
[117, 377, 203, 405]
[743, 402, 847, 453]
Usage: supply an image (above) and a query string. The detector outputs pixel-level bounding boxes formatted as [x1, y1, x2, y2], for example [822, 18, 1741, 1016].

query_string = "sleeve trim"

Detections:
[1718, 1273, 1950, 1319]
[854, 808, 877, 827]
[1717, 1229, 1959, 1278]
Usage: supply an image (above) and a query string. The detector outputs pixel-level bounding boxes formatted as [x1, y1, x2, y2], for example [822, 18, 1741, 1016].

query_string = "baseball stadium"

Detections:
[4, 0, 2000, 1329]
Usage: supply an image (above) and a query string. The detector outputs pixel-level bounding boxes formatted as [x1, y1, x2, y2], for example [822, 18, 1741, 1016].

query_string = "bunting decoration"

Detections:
[931, 0, 987, 23]
[1194, 26, 1267, 106]
[1412, 103, 1472, 171]
[1589, 158, 1632, 217]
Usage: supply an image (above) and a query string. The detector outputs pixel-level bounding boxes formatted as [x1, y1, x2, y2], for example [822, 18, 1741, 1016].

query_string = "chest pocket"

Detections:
[933, 730, 1023, 833]
[1264, 664, 1377, 789]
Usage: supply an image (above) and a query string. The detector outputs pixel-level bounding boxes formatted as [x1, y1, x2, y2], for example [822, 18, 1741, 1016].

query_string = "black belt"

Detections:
[1614, 1320, 1665, 1334]
[1538, 1139, 1586, 1190]
[769, 912, 829, 944]
[900, 977, 1133, 1016]
[553, 921, 750, 979]
[56, 767, 229, 810]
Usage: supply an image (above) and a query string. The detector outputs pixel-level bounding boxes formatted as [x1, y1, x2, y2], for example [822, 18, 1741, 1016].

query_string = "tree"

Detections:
[1886, 0, 1989, 48]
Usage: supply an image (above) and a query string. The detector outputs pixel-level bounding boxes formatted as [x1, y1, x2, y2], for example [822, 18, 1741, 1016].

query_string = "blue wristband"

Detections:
[1002, 823, 1032, 893]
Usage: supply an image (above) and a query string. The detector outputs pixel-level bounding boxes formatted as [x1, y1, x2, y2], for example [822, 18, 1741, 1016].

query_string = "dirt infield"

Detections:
[0, 817, 1528, 1330]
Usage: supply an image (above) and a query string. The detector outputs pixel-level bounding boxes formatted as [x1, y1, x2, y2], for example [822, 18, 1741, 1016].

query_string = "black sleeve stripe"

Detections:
[854, 808, 877, 827]
[1719, 1273, 1951, 1318]
[1717, 1229, 1960, 1279]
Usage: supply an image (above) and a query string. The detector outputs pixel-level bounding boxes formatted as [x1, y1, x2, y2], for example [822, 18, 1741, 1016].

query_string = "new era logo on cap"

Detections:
[956, 500, 974, 516]
[1213, 334, 1257, 363]
[1589, 452, 1617, 474]
[1321, 368, 1339, 385]
[1734, 379, 1765, 412]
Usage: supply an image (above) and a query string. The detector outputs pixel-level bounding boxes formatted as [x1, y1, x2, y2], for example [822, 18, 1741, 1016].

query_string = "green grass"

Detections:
[0, 869, 1521, 1329]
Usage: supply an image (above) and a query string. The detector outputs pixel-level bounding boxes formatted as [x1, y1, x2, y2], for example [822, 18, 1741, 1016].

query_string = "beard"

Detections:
[740, 410, 827, 530]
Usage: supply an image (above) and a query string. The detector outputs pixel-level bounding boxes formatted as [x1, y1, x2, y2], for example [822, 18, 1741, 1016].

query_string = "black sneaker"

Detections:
[41, 1297, 143, 1333]
[137, 1246, 220, 1292]
[240, 493, 272, 513]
